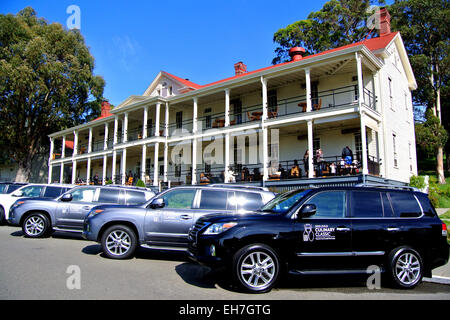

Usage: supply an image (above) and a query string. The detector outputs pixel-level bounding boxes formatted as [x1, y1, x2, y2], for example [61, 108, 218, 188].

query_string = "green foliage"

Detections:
[409, 175, 425, 190]
[272, 0, 385, 64]
[415, 110, 448, 154]
[106, 179, 113, 185]
[427, 176, 450, 208]
[136, 179, 146, 188]
[0, 7, 105, 178]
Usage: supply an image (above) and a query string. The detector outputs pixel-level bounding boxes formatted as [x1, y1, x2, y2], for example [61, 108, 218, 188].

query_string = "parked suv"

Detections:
[0, 182, 28, 194]
[0, 183, 73, 224]
[8, 185, 155, 238]
[82, 185, 276, 259]
[188, 186, 449, 293]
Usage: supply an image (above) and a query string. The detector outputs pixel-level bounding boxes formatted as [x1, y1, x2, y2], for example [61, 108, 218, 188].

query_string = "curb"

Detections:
[423, 276, 450, 285]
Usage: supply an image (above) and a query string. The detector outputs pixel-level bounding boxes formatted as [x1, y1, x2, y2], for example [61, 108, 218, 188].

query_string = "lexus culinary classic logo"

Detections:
[303, 224, 336, 242]
[303, 224, 315, 242]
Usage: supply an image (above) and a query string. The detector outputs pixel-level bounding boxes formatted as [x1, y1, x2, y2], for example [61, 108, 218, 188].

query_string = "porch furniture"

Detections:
[298, 102, 307, 112]
[313, 98, 322, 111]
[268, 108, 278, 118]
[251, 111, 263, 120]
[212, 119, 225, 128]
[246, 112, 259, 122]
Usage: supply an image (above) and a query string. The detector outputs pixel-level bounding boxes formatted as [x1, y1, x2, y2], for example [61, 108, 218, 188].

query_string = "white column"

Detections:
[193, 97, 198, 133]
[123, 112, 128, 142]
[112, 150, 117, 183]
[305, 68, 312, 112]
[86, 157, 91, 185]
[113, 116, 119, 145]
[360, 112, 369, 175]
[192, 138, 197, 185]
[73, 131, 78, 156]
[61, 136, 66, 159]
[153, 143, 159, 186]
[88, 127, 93, 153]
[48, 164, 53, 184]
[72, 160, 77, 184]
[262, 127, 269, 181]
[224, 89, 231, 182]
[141, 144, 147, 182]
[163, 142, 169, 182]
[102, 155, 107, 185]
[225, 89, 230, 127]
[60, 162, 64, 184]
[307, 120, 314, 178]
[356, 52, 364, 109]
[165, 102, 169, 137]
[261, 76, 268, 120]
[121, 149, 127, 185]
[155, 103, 161, 136]
[104, 122, 109, 150]
[143, 105, 149, 139]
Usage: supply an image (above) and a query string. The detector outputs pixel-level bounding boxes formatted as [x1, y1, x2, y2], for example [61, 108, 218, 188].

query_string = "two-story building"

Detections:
[47, 10, 418, 191]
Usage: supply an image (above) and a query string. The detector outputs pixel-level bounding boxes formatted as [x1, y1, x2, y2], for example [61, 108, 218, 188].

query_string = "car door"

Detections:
[57, 187, 98, 230]
[193, 189, 235, 222]
[144, 188, 198, 248]
[293, 190, 353, 271]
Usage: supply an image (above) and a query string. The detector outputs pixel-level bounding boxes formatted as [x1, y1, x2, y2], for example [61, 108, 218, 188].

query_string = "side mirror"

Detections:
[60, 193, 73, 202]
[149, 198, 165, 209]
[12, 190, 23, 197]
[298, 204, 317, 218]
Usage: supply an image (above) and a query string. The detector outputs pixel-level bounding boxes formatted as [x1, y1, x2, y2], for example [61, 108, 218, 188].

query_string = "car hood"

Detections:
[16, 197, 57, 203]
[195, 211, 280, 225]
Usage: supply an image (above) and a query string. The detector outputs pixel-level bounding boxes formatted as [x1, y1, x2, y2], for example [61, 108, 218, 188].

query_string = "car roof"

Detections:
[78, 184, 155, 193]
[169, 185, 273, 194]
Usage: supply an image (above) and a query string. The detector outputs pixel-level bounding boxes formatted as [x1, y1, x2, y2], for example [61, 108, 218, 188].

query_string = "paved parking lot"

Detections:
[0, 225, 449, 300]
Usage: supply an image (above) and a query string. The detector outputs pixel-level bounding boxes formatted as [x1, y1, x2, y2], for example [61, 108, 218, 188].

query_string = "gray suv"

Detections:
[8, 185, 156, 238]
[82, 185, 276, 259]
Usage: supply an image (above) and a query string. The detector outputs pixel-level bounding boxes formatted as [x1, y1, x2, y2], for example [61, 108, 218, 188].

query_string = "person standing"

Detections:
[316, 148, 323, 176]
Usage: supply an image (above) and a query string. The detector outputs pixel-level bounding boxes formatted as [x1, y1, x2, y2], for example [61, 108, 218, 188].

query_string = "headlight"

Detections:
[11, 201, 25, 210]
[203, 222, 238, 235]
[87, 209, 104, 218]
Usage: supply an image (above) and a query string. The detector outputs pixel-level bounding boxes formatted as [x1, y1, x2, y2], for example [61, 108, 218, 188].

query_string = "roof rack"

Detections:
[354, 183, 419, 192]
[207, 184, 270, 192]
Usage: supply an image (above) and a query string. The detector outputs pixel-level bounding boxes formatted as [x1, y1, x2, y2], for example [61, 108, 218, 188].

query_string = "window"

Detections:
[169, 86, 173, 96]
[160, 189, 196, 209]
[351, 191, 383, 217]
[43, 186, 64, 198]
[21, 185, 44, 197]
[416, 193, 436, 217]
[204, 108, 212, 129]
[404, 92, 408, 111]
[126, 191, 147, 205]
[389, 192, 422, 218]
[304, 191, 346, 218]
[176, 111, 183, 129]
[199, 190, 228, 210]
[235, 192, 263, 212]
[409, 142, 413, 172]
[69, 187, 96, 202]
[98, 188, 121, 204]
[268, 90, 277, 113]
[313, 137, 320, 154]
[393, 133, 398, 168]
[382, 192, 394, 217]
[388, 77, 394, 109]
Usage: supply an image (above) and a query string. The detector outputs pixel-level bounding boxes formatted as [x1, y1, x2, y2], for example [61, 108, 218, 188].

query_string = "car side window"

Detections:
[389, 192, 422, 218]
[126, 191, 147, 205]
[303, 191, 346, 218]
[160, 189, 196, 209]
[415, 193, 436, 217]
[199, 190, 228, 210]
[235, 191, 263, 212]
[69, 187, 97, 202]
[43, 186, 64, 198]
[98, 188, 121, 204]
[351, 191, 383, 218]
[21, 185, 44, 197]
[381, 192, 394, 217]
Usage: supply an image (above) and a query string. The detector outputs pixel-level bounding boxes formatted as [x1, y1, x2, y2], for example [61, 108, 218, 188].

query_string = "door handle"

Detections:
[387, 227, 400, 232]
[180, 214, 192, 220]
[336, 227, 351, 232]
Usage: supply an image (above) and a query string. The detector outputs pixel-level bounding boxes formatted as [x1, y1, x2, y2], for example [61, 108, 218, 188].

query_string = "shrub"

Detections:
[409, 175, 426, 190]
[106, 179, 113, 185]
[136, 179, 146, 188]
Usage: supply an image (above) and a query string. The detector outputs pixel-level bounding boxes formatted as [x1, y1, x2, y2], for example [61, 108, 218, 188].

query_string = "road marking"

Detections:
[423, 276, 450, 285]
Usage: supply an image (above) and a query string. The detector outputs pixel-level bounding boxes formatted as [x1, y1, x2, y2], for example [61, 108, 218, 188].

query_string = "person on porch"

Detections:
[303, 150, 309, 177]
[316, 148, 323, 176]
[290, 160, 300, 178]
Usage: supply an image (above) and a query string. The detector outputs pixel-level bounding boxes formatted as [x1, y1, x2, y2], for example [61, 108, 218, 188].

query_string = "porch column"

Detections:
[113, 116, 119, 145]
[123, 112, 128, 143]
[193, 97, 198, 133]
[165, 102, 169, 137]
[112, 150, 117, 183]
[225, 89, 230, 127]
[155, 103, 161, 137]
[60, 162, 64, 184]
[121, 148, 127, 185]
[49, 137, 54, 161]
[102, 155, 107, 185]
[356, 52, 364, 109]
[86, 157, 91, 184]
[141, 144, 147, 182]
[305, 68, 312, 112]
[48, 164, 53, 184]
[163, 143, 169, 182]
[73, 130, 78, 156]
[61, 135, 66, 159]
[104, 122, 109, 150]
[153, 143, 159, 187]
[377, 121, 386, 177]
[143, 105, 148, 139]
[307, 120, 314, 178]
[192, 98, 198, 185]
[261, 76, 268, 120]
[360, 112, 369, 175]
[71, 160, 77, 184]
[224, 89, 230, 182]
[262, 127, 269, 181]
[88, 127, 93, 153]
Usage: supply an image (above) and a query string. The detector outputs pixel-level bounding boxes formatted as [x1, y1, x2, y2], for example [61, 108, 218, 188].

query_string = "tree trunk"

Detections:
[15, 161, 31, 183]
[437, 147, 445, 184]
[431, 61, 445, 184]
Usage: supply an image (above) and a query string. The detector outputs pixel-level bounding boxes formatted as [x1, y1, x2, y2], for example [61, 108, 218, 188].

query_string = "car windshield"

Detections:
[259, 189, 311, 214]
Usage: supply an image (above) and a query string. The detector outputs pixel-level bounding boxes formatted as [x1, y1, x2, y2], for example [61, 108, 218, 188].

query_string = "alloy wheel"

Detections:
[239, 251, 276, 290]
[24, 216, 45, 236]
[394, 252, 421, 286]
[105, 230, 132, 257]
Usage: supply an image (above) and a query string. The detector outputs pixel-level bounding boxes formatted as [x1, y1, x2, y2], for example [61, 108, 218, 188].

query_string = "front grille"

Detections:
[188, 219, 210, 246]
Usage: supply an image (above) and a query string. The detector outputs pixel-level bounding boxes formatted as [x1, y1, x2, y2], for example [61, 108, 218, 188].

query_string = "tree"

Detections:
[389, 0, 449, 183]
[272, 0, 385, 64]
[0, 7, 105, 182]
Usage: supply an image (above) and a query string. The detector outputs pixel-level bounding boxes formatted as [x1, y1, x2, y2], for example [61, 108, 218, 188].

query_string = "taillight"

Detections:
[443, 223, 448, 237]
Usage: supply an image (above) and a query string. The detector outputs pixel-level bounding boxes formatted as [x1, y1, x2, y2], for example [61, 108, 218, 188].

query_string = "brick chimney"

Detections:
[379, 8, 391, 36]
[289, 47, 306, 62]
[100, 100, 111, 117]
[234, 62, 247, 76]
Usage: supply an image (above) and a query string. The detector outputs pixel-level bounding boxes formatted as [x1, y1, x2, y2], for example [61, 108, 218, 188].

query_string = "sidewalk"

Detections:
[436, 208, 449, 216]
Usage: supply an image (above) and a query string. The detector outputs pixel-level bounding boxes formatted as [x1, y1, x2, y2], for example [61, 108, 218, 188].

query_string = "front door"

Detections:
[293, 190, 353, 271]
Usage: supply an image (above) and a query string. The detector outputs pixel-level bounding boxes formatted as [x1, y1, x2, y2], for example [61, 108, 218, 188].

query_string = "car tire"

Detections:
[22, 212, 51, 238]
[232, 243, 280, 293]
[101, 225, 137, 260]
[387, 246, 424, 289]
[0, 206, 5, 225]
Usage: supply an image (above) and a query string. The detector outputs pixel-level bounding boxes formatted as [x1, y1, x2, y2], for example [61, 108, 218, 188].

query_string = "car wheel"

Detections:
[22, 213, 50, 238]
[387, 246, 423, 289]
[0, 206, 5, 225]
[232, 243, 280, 293]
[101, 225, 137, 260]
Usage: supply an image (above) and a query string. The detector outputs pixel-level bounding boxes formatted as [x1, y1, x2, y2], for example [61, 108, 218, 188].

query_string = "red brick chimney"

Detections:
[234, 62, 247, 76]
[100, 100, 111, 118]
[289, 47, 306, 62]
[379, 8, 391, 36]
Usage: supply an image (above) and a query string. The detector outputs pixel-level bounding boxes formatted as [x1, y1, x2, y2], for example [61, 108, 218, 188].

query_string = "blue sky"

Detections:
[2, 0, 333, 106]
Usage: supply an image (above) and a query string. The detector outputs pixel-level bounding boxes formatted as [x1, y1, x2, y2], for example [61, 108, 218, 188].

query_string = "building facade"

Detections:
[47, 15, 418, 190]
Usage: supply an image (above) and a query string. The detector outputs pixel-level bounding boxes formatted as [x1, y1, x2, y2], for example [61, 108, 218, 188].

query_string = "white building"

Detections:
[47, 12, 417, 190]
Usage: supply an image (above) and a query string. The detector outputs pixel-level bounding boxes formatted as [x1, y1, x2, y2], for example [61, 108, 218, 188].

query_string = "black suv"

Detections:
[188, 186, 449, 293]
